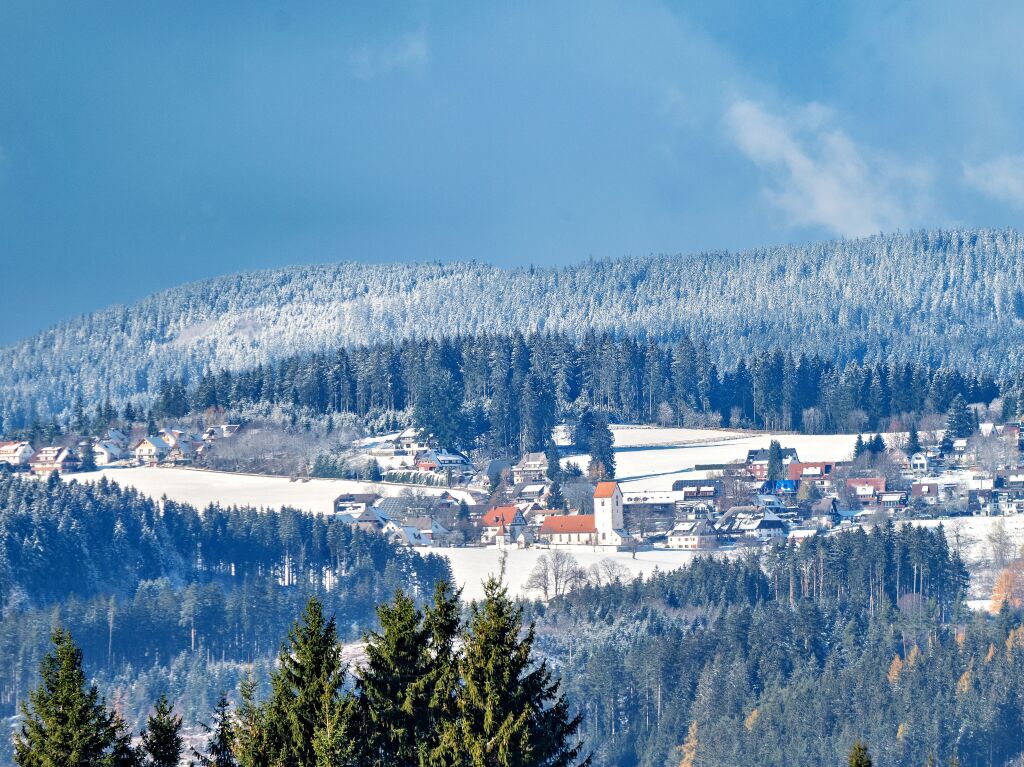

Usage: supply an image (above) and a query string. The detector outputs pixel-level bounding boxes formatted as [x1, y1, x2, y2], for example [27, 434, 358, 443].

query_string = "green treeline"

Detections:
[528, 525, 1024, 766]
[15, 580, 588, 767]
[153, 334, 1000, 454]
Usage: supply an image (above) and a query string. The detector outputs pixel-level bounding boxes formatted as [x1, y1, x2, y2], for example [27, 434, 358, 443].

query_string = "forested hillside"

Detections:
[3, 228, 1024, 427]
[529, 527, 1024, 767]
[0, 472, 450, 760]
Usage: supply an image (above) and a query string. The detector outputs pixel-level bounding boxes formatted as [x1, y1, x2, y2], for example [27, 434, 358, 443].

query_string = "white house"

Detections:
[667, 519, 719, 550]
[93, 441, 125, 466]
[133, 436, 170, 465]
[0, 441, 34, 468]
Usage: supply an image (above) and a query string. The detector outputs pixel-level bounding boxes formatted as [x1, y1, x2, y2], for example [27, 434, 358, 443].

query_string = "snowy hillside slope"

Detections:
[4, 228, 1024, 424]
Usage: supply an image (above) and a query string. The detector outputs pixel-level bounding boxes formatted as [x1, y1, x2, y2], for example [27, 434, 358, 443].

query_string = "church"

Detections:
[537, 481, 636, 550]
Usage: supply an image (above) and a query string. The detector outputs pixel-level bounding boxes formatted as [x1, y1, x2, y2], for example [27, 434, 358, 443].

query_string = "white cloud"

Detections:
[348, 29, 429, 80]
[963, 154, 1024, 210]
[725, 99, 932, 237]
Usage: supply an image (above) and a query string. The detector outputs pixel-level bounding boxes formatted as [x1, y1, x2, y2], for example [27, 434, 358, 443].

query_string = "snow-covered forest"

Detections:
[3, 228, 1024, 426]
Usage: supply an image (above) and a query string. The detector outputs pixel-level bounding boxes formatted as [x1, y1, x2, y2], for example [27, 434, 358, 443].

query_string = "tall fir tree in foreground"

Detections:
[353, 581, 461, 766]
[141, 694, 183, 767]
[264, 597, 345, 767]
[14, 628, 117, 767]
[433, 576, 590, 767]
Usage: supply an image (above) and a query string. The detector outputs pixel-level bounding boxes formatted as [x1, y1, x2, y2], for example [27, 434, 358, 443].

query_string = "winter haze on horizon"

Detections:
[2, 1, 1024, 343]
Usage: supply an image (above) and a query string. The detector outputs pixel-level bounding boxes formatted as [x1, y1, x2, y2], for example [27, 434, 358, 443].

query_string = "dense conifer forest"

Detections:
[144, 333, 1001, 454]
[529, 526, 1024, 766]
[0, 472, 450, 762]
[4, 228, 1024, 427]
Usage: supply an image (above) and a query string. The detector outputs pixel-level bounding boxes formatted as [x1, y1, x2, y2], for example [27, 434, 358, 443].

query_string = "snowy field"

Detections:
[72, 467, 475, 515]
[911, 515, 1024, 600]
[562, 425, 862, 491]
[435, 546, 720, 601]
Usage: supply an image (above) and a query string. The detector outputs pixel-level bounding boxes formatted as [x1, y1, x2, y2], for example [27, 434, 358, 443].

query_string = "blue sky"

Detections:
[2, 1, 1024, 344]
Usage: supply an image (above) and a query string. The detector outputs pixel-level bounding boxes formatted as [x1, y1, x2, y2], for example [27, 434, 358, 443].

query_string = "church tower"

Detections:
[593, 481, 624, 543]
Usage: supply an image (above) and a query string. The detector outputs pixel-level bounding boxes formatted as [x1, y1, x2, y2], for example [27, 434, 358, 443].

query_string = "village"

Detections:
[3, 416, 1024, 561]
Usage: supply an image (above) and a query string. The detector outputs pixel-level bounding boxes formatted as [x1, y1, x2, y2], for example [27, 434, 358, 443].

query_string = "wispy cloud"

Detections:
[963, 153, 1024, 210]
[725, 99, 932, 237]
[348, 29, 428, 80]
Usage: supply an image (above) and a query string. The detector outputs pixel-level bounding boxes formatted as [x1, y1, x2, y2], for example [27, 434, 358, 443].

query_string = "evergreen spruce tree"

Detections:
[432, 576, 589, 767]
[848, 741, 872, 767]
[265, 597, 345, 767]
[869, 434, 886, 455]
[544, 440, 561, 481]
[79, 443, 97, 473]
[906, 423, 922, 455]
[946, 394, 973, 439]
[234, 676, 270, 767]
[14, 628, 117, 767]
[588, 416, 615, 480]
[141, 694, 183, 767]
[853, 434, 865, 459]
[547, 480, 566, 511]
[766, 440, 783, 482]
[353, 581, 460, 766]
[109, 715, 143, 767]
[193, 694, 238, 767]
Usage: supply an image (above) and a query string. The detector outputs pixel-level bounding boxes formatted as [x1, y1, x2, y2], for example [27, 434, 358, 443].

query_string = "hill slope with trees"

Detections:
[3, 228, 1024, 427]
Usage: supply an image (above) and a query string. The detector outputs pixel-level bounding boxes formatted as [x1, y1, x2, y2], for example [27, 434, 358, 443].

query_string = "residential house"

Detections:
[910, 452, 931, 474]
[334, 493, 380, 515]
[346, 507, 391, 534]
[716, 506, 788, 543]
[512, 452, 549, 484]
[808, 498, 841, 529]
[480, 505, 527, 546]
[92, 441, 125, 466]
[670, 478, 722, 500]
[0, 441, 34, 468]
[879, 492, 908, 511]
[104, 429, 130, 449]
[666, 519, 719, 550]
[133, 436, 170, 466]
[847, 477, 886, 507]
[787, 462, 835, 490]
[745, 447, 799, 481]
[382, 517, 450, 547]
[30, 446, 80, 475]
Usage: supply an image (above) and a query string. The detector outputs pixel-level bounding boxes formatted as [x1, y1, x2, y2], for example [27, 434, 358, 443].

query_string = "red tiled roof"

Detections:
[539, 514, 597, 534]
[594, 481, 619, 499]
[787, 462, 834, 481]
[482, 506, 519, 527]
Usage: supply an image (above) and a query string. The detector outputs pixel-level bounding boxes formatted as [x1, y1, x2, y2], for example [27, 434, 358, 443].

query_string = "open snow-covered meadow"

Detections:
[73, 467, 475, 515]
[562, 425, 862, 490]
[433, 546, 715, 601]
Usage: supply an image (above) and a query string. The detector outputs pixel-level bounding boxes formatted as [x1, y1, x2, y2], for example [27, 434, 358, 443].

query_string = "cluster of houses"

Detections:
[363, 427, 475, 483]
[0, 424, 240, 476]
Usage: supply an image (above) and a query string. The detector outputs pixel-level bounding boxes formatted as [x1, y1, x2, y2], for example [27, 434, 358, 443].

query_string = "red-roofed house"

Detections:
[480, 505, 527, 546]
[847, 477, 886, 507]
[787, 462, 835, 489]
